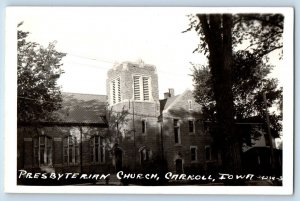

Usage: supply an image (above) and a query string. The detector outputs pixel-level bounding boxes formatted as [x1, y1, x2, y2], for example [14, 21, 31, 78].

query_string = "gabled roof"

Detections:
[159, 94, 180, 113]
[159, 89, 192, 112]
[56, 92, 107, 124]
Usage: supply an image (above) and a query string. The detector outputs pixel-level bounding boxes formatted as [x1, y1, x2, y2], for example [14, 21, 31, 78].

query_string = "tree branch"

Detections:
[196, 14, 212, 49]
[243, 31, 283, 51]
[240, 14, 284, 30]
[258, 45, 283, 57]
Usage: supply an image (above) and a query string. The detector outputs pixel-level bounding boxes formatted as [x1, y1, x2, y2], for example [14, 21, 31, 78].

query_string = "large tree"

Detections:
[17, 22, 66, 122]
[185, 14, 284, 174]
[105, 104, 130, 149]
[191, 51, 282, 137]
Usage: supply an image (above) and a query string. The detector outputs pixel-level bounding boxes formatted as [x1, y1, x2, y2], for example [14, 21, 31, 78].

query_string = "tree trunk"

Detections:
[198, 14, 242, 175]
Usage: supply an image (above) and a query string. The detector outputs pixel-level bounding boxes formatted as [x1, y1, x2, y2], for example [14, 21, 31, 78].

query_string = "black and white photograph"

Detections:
[4, 7, 294, 194]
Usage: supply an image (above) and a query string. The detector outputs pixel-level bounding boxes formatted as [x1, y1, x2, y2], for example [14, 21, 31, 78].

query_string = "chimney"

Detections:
[168, 88, 175, 97]
[164, 92, 170, 99]
[164, 88, 175, 99]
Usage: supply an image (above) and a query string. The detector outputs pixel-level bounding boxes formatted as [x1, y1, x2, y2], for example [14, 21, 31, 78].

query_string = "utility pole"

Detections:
[132, 100, 136, 170]
[116, 122, 119, 142]
[160, 119, 165, 170]
[160, 117, 164, 162]
[79, 126, 83, 173]
[263, 92, 276, 172]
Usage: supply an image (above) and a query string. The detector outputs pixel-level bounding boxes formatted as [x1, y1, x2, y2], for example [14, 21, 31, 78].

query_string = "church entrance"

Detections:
[114, 147, 123, 172]
[175, 159, 183, 174]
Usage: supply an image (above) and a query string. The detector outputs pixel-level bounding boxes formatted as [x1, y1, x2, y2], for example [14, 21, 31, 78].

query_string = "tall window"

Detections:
[188, 120, 195, 133]
[133, 75, 151, 101]
[205, 145, 212, 161]
[140, 147, 151, 164]
[203, 121, 210, 135]
[142, 119, 147, 134]
[33, 136, 53, 166]
[111, 77, 121, 104]
[63, 136, 80, 165]
[142, 77, 149, 101]
[133, 76, 140, 100]
[174, 119, 181, 144]
[190, 146, 197, 161]
[188, 100, 193, 110]
[90, 136, 105, 163]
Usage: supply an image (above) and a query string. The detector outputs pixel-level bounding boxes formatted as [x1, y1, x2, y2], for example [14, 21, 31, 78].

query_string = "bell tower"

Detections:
[106, 60, 160, 115]
[106, 60, 161, 171]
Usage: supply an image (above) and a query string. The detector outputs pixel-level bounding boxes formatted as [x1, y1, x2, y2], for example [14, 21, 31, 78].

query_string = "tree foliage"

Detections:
[106, 105, 130, 143]
[17, 22, 66, 122]
[192, 51, 282, 137]
[185, 13, 284, 173]
[187, 14, 283, 138]
[187, 14, 284, 58]
[233, 14, 283, 58]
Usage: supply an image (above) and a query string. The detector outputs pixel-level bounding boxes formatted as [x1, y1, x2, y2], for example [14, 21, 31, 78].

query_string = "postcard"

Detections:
[4, 7, 294, 194]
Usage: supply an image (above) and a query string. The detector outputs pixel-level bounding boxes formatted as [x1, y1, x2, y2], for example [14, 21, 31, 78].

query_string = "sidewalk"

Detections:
[95, 174, 122, 185]
[72, 176, 280, 186]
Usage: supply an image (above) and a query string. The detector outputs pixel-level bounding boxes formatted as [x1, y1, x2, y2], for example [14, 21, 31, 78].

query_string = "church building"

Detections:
[18, 60, 219, 178]
[106, 60, 220, 174]
[17, 60, 281, 185]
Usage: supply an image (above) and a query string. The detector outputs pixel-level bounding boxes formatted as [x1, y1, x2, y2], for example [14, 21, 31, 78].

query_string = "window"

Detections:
[117, 78, 121, 103]
[142, 119, 147, 134]
[133, 76, 140, 100]
[188, 100, 193, 110]
[188, 120, 195, 133]
[140, 147, 151, 164]
[63, 136, 80, 165]
[90, 136, 105, 163]
[205, 145, 211, 161]
[142, 77, 149, 101]
[173, 119, 179, 126]
[111, 77, 121, 104]
[33, 136, 53, 166]
[133, 75, 151, 101]
[203, 121, 210, 134]
[190, 146, 197, 161]
[174, 119, 181, 144]
[264, 134, 271, 146]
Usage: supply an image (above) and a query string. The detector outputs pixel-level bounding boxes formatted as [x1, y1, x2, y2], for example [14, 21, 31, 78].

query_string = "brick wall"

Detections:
[161, 90, 219, 173]
[107, 61, 159, 105]
[106, 61, 162, 171]
[17, 126, 111, 174]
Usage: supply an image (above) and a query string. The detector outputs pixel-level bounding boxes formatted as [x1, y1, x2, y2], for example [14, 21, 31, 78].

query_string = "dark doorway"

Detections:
[115, 148, 123, 172]
[175, 159, 183, 174]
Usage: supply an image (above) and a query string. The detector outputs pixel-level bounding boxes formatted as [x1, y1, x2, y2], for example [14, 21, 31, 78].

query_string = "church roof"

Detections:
[159, 94, 180, 112]
[56, 92, 107, 124]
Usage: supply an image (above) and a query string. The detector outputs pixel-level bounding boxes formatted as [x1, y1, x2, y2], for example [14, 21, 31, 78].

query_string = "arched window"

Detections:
[141, 119, 147, 134]
[33, 135, 53, 166]
[139, 147, 151, 164]
[188, 100, 193, 110]
[63, 136, 80, 165]
[90, 136, 105, 164]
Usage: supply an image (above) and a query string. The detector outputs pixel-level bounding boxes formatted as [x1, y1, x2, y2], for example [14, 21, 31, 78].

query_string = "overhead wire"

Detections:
[65, 53, 191, 77]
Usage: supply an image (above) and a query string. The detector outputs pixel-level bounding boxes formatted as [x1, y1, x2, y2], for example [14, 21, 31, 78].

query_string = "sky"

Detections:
[16, 7, 283, 99]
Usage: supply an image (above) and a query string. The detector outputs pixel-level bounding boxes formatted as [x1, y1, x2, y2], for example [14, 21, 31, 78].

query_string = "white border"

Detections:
[4, 7, 294, 194]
